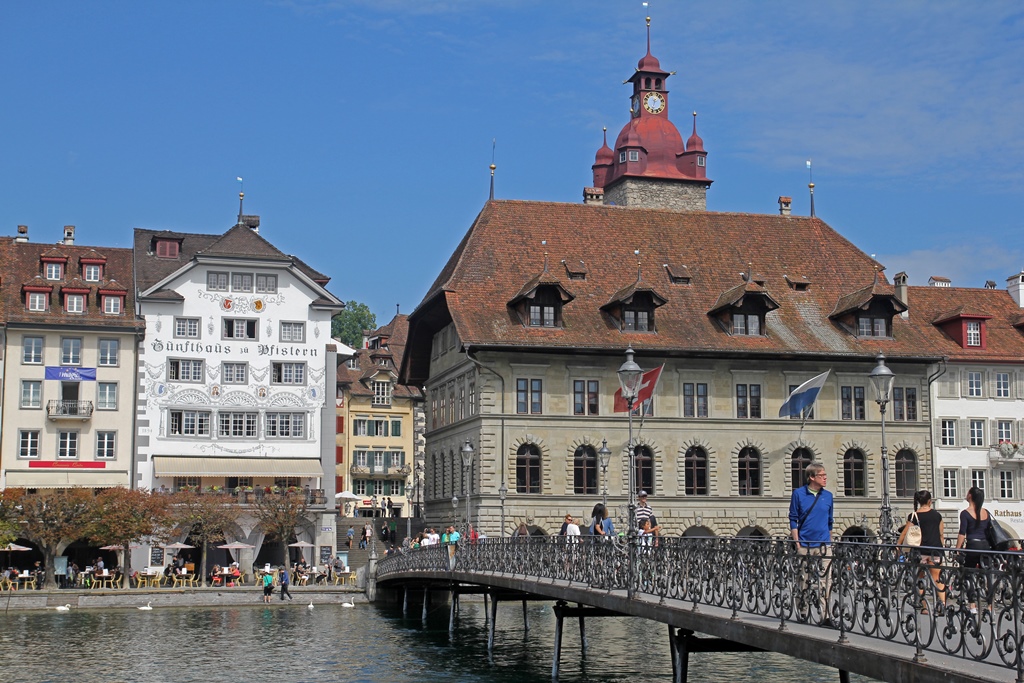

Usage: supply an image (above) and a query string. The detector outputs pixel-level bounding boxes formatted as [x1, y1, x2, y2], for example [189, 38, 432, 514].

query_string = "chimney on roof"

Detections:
[928, 276, 951, 288]
[893, 271, 909, 318]
[778, 196, 792, 216]
[583, 187, 605, 205]
[15, 225, 28, 243]
[63, 225, 75, 245]
[985, 280, 997, 289]
[1008, 271, 1024, 307]
[240, 215, 260, 233]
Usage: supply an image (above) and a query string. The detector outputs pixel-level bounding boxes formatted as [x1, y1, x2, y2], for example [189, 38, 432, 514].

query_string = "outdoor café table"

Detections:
[17, 572, 36, 590]
[171, 571, 196, 588]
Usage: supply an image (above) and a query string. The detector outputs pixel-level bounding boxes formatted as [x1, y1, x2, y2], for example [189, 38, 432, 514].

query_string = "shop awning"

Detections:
[5, 470, 129, 488]
[152, 456, 323, 478]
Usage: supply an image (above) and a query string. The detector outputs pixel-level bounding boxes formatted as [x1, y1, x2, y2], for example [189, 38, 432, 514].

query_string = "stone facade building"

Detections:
[400, 28, 954, 539]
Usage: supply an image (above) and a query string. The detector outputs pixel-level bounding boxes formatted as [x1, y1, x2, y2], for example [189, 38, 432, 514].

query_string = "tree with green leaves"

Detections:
[166, 491, 241, 585]
[6, 488, 95, 589]
[86, 488, 171, 589]
[251, 493, 309, 570]
[331, 300, 376, 349]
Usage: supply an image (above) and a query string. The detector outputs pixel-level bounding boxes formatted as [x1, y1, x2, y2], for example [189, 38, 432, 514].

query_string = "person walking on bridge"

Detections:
[788, 462, 834, 622]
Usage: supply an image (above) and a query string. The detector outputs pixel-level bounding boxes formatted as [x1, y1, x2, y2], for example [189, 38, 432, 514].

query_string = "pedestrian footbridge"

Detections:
[376, 537, 1024, 683]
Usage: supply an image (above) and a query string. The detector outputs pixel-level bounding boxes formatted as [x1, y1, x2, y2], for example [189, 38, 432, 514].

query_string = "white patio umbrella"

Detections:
[162, 542, 195, 550]
[216, 541, 255, 564]
[2, 543, 31, 567]
[335, 491, 360, 500]
[287, 540, 316, 564]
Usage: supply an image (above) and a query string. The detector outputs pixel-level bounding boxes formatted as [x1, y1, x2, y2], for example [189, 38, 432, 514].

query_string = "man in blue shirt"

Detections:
[788, 462, 833, 623]
[789, 463, 834, 548]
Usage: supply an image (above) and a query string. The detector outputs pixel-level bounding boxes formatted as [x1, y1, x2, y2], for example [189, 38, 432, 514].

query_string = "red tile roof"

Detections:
[403, 200, 951, 382]
[906, 286, 1024, 362]
[337, 314, 424, 400]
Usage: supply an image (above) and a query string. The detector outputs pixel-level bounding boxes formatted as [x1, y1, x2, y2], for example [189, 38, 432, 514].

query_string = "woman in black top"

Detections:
[956, 486, 992, 568]
[897, 490, 945, 605]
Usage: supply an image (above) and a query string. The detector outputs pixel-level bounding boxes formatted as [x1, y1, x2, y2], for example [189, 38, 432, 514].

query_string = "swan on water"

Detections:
[138, 602, 153, 611]
[55, 604, 71, 612]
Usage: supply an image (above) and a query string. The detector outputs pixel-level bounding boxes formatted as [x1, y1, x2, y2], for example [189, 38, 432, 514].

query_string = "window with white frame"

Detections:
[354, 480, 367, 495]
[18, 430, 40, 459]
[231, 273, 253, 292]
[996, 372, 1011, 398]
[28, 292, 48, 311]
[61, 338, 81, 365]
[20, 381, 41, 409]
[858, 316, 888, 337]
[280, 322, 305, 343]
[256, 274, 277, 293]
[22, 336, 43, 364]
[374, 451, 385, 469]
[65, 294, 84, 313]
[943, 468, 959, 499]
[218, 412, 257, 438]
[628, 150, 640, 161]
[222, 362, 248, 384]
[999, 470, 1015, 499]
[354, 451, 368, 467]
[96, 431, 116, 459]
[998, 420, 1013, 443]
[966, 321, 982, 346]
[353, 419, 387, 437]
[271, 362, 305, 384]
[970, 419, 985, 447]
[83, 264, 101, 282]
[968, 371, 983, 397]
[373, 480, 384, 495]
[169, 410, 211, 436]
[46, 263, 63, 280]
[58, 431, 79, 459]
[223, 318, 257, 340]
[266, 413, 305, 438]
[168, 359, 204, 382]
[372, 381, 392, 406]
[103, 296, 122, 314]
[174, 317, 200, 338]
[97, 382, 117, 410]
[941, 419, 956, 446]
[207, 272, 229, 291]
[98, 339, 119, 366]
[972, 469, 987, 492]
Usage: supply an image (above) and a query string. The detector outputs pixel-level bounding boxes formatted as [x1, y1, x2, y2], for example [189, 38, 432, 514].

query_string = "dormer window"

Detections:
[509, 274, 574, 329]
[103, 295, 123, 315]
[732, 313, 761, 335]
[529, 291, 560, 327]
[155, 240, 179, 258]
[65, 294, 85, 313]
[28, 292, 48, 311]
[628, 150, 640, 162]
[966, 321, 982, 346]
[603, 283, 666, 334]
[84, 264, 101, 282]
[46, 263, 63, 280]
[858, 316, 888, 338]
[697, 157, 705, 167]
[619, 152, 626, 163]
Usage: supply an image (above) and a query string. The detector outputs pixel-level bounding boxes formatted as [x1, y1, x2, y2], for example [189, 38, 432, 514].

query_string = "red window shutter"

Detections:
[335, 476, 345, 493]
[335, 446, 344, 464]
[336, 415, 344, 433]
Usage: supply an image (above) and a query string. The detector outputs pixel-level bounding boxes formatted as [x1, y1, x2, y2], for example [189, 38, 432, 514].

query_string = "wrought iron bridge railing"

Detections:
[379, 536, 1024, 678]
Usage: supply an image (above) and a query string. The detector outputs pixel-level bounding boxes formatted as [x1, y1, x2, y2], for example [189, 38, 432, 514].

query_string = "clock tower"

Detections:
[588, 17, 711, 211]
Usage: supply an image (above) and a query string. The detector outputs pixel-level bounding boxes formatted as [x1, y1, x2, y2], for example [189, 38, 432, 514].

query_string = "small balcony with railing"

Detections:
[350, 463, 411, 480]
[46, 400, 94, 420]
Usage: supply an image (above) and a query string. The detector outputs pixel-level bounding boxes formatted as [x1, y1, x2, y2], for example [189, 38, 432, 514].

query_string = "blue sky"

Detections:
[2, 1, 1022, 320]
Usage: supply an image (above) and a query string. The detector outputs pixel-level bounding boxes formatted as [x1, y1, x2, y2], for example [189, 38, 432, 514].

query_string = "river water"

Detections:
[0, 600, 875, 683]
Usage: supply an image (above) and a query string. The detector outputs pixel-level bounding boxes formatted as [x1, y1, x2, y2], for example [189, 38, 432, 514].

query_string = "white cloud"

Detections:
[876, 243, 1024, 289]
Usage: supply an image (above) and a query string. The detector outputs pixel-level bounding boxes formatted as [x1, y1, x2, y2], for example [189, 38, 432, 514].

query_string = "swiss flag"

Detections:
[613, 364, 664, 413]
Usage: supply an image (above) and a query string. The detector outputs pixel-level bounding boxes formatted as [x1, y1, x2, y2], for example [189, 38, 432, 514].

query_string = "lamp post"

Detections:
[414, 462, 423, 518]
[451, 495, 459, 527]
[598, 439, 612, 506]
[869, 353, 896, 543]
[369, 494, 379, 557]
[461, 440, 474, 536]
[617, 347, 644, 600]
[498, 481, 508, 538]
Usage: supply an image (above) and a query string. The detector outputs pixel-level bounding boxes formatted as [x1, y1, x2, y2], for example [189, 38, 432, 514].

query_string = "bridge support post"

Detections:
[422, 587, 429, 622]
[838, 670, 850, 683]
[487, 596, 498, 651]
[483, 593, 489, 626]
[552, 601, 566, 679]
[522, 599, 530, 632]
[669, 627, 691, 683]
[577, 603, 587, 650]
[402, 587, 408, 616]
[449, 592, 457, 633]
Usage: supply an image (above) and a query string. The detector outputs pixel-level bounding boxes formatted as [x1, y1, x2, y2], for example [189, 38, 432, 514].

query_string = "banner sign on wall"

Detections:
[45, 367, 96, 381]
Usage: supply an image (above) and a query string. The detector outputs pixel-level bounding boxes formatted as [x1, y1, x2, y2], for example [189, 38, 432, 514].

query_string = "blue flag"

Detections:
[779, 370, 830, 418]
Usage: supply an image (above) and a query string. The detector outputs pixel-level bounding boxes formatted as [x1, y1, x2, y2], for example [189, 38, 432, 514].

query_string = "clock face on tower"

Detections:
[643, 92, 665, 115]
[631, 95, 641, 118]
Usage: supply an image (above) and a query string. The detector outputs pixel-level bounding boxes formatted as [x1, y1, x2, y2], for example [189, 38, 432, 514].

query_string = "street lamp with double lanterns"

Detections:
[617, 347, 644, 600]
[868, 352, 896, 543]
[461, 439, 474, 535]
[498, 481, 508, 537]
[598, 438, 612, 506]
